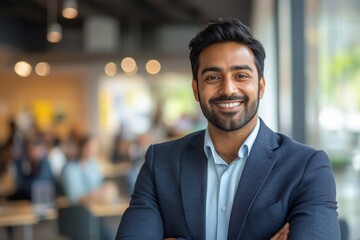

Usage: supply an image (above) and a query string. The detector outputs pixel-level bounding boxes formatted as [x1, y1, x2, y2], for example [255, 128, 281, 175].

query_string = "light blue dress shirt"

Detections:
[204, 119, 260, 240]
[61, 158, 104, 204]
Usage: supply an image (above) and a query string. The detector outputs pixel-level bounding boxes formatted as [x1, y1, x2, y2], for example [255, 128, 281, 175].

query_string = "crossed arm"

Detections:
[164, 222, 290, 240]
[117, 146, 339, 239]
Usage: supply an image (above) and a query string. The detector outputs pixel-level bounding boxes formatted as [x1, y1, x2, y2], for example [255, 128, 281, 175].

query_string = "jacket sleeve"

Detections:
[287, 150, 340, 240]
[115, 145, 164, 240]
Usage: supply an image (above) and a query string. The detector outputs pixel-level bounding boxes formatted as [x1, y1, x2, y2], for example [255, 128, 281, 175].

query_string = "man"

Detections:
[8, 134, 54, 201]
[116, 18, 340, 239]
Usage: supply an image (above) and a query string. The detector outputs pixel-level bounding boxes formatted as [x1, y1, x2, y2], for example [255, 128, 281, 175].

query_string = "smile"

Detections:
[217, 102, 241, 108]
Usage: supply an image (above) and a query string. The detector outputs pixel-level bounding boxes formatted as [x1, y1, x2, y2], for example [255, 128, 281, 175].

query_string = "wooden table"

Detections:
[0, 198, 129, 240]
[88, 200, 129, 217]
[0, 201, 37, 227]
[100, 161, 133, 178]
[56, 196, 129, 217]
[0, 200, 57, 240]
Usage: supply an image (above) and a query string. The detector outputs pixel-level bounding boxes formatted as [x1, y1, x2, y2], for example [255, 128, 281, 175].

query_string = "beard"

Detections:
[197, 85, 260, 132]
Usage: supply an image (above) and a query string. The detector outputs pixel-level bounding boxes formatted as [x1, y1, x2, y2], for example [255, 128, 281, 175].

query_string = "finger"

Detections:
[278, 229, 290, 240]
[280, 222, 290, 233]
[270, 223, 290, 240]
[278, 222, 290, 235]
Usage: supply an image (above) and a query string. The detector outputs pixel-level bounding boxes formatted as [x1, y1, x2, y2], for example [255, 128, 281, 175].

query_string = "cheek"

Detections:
[198, 86, 213, 102]
[243, 83, 260, 97]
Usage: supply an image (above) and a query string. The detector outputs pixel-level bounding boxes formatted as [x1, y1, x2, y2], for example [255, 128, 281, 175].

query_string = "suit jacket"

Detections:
[116, 119, 340, 240]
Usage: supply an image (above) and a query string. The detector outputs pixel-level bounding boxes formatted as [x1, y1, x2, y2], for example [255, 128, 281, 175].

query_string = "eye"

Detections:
[205, 75, 220, 81]
[235, 73, 249, 79]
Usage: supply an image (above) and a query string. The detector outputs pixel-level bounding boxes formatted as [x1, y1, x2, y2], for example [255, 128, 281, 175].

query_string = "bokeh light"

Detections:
[35, 62, 51, 76]
[14, 61, 32, 77]
[120, 57, 137, 75]
[146, 59, 161, 75]
[104, 62, 117, 76]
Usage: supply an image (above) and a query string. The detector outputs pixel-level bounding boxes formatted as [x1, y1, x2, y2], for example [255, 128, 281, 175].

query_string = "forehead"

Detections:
[198, 42, 256, 70]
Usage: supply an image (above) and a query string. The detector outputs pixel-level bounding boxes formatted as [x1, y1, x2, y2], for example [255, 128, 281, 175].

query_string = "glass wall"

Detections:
[306, 0, 360, 239]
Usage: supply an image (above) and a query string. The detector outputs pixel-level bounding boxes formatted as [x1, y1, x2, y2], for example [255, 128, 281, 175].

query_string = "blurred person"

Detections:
[5, 118, 25, 162]
[7, 134, 54, 201]
[116, 18, 339, 239]
[0, 143, 16, 195]
[61, 134, 118, 204]
[43, 131, 67, 196]
[0, 119, 17, 176]
[128, 133, 151, 164]
[6, 134, 55, 240]
[111, 134, 131, 164]
[61, 134, 118, 240]
[125, 133, 152, 195]
[0, 144, 9, 177]
[43, 131, 65, 178]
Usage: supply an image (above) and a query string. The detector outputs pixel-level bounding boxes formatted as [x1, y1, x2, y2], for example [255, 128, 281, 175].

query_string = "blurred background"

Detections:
[0, 0, 359, 239]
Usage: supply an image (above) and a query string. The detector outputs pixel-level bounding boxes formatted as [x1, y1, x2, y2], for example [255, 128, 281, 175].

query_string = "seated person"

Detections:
[61, 134, 117, 240]
[6, 134, 54, 240]
[61, 134, 118, 205]
[8, 134, 54, 201]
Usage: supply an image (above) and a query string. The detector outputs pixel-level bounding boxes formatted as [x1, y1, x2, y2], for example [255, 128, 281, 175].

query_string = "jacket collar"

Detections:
[228, 119, 280, 239]
[180, 131, 207, 240]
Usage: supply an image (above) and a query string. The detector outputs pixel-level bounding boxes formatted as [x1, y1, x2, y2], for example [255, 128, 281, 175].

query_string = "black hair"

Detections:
[189, 18, 266, 80]
[78, 135, 92, 151]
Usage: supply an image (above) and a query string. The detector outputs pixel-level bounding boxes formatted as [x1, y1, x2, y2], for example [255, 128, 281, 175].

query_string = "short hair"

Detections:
[189, 18, 266, 80]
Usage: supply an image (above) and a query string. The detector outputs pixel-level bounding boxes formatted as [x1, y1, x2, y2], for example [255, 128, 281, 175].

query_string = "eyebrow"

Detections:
[200, 64, 253, 76]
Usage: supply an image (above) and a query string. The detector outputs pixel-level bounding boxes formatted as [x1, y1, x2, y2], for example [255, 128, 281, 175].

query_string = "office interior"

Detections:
[0, 0, 359, 239]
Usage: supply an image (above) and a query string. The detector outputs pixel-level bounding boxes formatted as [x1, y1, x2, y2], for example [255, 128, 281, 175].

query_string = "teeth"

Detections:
[217, 102, 241, 108]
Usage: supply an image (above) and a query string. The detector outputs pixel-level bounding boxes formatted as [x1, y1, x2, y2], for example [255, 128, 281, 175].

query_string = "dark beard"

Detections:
[197, 82, 260, 131]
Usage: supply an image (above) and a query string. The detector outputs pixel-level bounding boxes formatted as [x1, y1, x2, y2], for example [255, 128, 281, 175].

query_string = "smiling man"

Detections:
[116, 18, 340, 240]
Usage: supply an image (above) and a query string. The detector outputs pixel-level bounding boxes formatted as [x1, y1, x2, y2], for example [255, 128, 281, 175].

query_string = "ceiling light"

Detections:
[120, 57, 137, 74]
[47, 0, 62, 43]
[62, 0, 78, 19]
[35, 62, 51, 76]
[146, 59, 161, 75]
[14, 61, 32, 77]
[47, 23, 62, 43]
[104, 62, 117, 76]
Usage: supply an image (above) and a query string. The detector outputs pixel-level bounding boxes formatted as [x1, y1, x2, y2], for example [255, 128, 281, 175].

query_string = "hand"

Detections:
[164, 223, 290, 240]
[270, 222, 290, 240]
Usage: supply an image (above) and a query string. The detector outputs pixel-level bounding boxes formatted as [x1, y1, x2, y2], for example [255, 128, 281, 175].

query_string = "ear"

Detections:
[259, 76, 265, 99]
[192, 79, 200, 102]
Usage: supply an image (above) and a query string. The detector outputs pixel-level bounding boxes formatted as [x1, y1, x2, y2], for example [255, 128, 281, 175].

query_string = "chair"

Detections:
[57, 205, 100, 240]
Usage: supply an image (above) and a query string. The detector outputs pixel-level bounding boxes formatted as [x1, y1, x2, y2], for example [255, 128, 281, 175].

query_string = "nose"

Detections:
[219, 77, 237, 96]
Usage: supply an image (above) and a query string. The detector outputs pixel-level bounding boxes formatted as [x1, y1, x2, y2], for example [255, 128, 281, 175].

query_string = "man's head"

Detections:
[24, 135, 46, 163]
[189, 18, 266, 131]
[189, 18, 266, 81]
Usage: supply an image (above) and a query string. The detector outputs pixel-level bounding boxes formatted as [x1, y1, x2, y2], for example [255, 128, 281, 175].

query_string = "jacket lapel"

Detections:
[180, 131, 207, 240]
[228, 120, 279, 239]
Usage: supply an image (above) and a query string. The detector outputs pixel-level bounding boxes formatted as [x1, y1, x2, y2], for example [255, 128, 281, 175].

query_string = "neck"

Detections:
[208, 116, 258, 164]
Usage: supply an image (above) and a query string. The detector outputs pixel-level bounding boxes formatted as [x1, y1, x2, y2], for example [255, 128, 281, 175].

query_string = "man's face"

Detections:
[192, 42, 265, 131]
[27, 143, 45, 163]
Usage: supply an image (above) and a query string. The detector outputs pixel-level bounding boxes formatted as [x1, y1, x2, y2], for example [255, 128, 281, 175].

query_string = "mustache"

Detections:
[210, 94, 248, 103]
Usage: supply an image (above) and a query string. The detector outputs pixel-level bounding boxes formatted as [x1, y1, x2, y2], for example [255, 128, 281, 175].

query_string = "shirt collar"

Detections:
[204, 118, 261, 161]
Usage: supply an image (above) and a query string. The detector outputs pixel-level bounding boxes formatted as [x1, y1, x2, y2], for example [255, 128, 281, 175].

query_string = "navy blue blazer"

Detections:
[116, 119, 340, 239]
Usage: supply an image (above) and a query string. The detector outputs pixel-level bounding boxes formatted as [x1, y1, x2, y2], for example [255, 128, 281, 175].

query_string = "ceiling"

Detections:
[0, 0, 253, 65]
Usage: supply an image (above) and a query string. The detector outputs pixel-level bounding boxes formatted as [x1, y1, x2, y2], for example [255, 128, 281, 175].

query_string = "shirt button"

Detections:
[221, 206, 226, 212]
